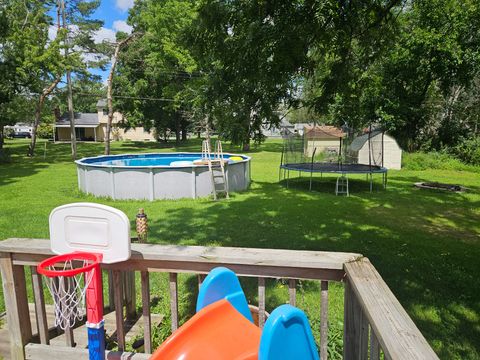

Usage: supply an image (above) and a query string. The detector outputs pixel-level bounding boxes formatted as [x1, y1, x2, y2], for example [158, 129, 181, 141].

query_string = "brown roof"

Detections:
[304, 125, 346, 139]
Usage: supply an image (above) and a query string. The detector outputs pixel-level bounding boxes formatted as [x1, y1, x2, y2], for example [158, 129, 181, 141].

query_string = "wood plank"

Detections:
[258, 277, 266, 329]
[0, 303, 163, 359]
[344, 258, 439, 360]
[343, 280, 368, 360]
[107, 270, 115, 311]
[25, 343, 150, 360]
[288, 279, 296, 306]
[169, 273, 179, 331]
[123, 271, 136, 320]
[2, 238, 361, 271]
[370, 326, 380, 360]
[197, 274, 206, 291]
[320, 280, 328, 360]
[140, 271, 152, 354]
[13, 255, 346, 281]
[112, 270, 126, 351]
[0, 253, 32, 360]
[30, 266, 49, 345]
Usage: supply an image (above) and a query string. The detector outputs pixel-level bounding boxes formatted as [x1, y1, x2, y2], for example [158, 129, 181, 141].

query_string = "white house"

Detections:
[348, 131, 402, 169]
[54, 100, 156, 142]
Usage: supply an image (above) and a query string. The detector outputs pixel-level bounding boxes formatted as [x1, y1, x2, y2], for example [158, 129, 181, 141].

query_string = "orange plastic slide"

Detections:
[150, 299, 261, 360]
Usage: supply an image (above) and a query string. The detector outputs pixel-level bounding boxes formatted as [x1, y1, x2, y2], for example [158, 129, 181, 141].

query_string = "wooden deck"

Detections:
[0, 303, 162, 360]
[0, 238, 439, 360]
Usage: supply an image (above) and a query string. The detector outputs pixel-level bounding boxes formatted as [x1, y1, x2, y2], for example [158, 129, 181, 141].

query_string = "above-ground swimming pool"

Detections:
[75, 153, 251, 200]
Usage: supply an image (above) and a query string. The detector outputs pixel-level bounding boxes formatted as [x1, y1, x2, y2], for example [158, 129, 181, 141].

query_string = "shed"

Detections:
[349, 131, 402, 169]
[303, 125, 346, 157]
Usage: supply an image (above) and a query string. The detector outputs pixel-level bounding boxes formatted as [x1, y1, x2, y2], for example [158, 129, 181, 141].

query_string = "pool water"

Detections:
[83, 153, 240, 167]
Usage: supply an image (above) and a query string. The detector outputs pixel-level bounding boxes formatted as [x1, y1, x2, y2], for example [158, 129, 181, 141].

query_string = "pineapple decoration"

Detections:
[136, 208, 148, 243]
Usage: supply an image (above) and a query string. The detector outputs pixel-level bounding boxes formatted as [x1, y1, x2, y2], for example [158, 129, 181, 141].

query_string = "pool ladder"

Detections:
[202, 140, 229, 200]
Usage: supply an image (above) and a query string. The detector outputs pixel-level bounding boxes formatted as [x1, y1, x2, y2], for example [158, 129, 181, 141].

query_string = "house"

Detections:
[303, 125, 346, 157]
[261, 118, 295, 137]
[348, 130, 402, 169]
[54, 100, 156, 142]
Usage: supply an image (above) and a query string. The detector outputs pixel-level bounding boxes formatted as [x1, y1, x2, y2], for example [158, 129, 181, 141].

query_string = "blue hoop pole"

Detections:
[87, 321, 105, 360]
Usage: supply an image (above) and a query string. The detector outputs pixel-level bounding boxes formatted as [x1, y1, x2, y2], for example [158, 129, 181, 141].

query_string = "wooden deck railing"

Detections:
[0, 238, 439, 360]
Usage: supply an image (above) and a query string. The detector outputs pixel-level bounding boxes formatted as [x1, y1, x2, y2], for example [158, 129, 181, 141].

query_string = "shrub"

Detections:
[37, 123, 54, 139]
[402, 151, 480, 172]
[451, 137, 480, 166]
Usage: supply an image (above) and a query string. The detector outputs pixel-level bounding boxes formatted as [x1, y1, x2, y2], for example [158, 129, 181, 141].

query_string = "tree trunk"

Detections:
[175, 112, 181, 144]
[181, 125, 187, 141]
[28, 78, 60, 157]
[61, 0, 76, 160]
[105, 33, 137, 155]
[0, 124, 4, 151]
[66, 70, 76, 159]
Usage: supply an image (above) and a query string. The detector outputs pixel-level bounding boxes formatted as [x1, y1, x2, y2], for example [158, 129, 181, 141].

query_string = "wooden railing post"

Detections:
[343, 278, 368, 360]
[113, 270, 126, 351]
[320, 280, 329, 360]
[0, 253, 33, 360]
[30, 266, 49, 345]
[140, 271, 152, 354]
[169, 273, 179, 332]
[124, 271, 137, 319]
[288, 279, 296, 306]
[370, 326, 381, 360]
[258, 277, 266, 328]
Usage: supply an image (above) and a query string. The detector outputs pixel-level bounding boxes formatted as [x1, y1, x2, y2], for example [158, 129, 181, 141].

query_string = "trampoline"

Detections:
[279, 125, 388, 194]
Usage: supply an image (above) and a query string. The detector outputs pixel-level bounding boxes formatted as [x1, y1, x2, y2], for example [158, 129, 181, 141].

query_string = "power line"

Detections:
[73, 92, 177, 102]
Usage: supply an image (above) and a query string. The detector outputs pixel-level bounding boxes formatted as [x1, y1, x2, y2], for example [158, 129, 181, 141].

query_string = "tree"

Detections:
[17, 1, 66, 157]
[104, 32, 139, 155]
[0, 2, 23, 151]
[114, 0, 199, 144]
[303, 0, 480, 151]
[191, 0, 404, 150]
[60, 0, 103, 159]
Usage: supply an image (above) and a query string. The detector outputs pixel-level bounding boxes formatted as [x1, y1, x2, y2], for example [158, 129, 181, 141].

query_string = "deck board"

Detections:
[0, 304, 162, 359]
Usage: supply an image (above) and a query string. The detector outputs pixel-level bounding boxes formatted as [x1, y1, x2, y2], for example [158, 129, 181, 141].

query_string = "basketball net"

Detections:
[38, 253, 99, 330]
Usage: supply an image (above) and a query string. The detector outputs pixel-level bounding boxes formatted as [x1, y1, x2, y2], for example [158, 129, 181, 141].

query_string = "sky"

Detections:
[48, 0, 135, 83]
[90, 0, 134, 81]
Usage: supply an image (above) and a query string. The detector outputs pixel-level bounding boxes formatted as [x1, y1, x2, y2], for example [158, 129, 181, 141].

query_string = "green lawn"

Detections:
[1, 138, 479, 359]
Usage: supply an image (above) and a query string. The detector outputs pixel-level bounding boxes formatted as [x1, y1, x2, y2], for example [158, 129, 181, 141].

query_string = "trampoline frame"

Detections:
[279, 162, 388, 193]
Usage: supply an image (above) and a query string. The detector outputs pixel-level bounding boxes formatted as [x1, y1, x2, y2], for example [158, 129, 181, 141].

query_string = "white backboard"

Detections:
[49, 203, 131, 264]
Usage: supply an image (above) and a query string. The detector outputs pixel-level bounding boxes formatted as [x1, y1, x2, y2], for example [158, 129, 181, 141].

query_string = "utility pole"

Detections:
[61, 0, 77, 160]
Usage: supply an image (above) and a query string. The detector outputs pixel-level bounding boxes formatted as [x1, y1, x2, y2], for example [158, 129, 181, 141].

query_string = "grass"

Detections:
[1, 138, 480, 359]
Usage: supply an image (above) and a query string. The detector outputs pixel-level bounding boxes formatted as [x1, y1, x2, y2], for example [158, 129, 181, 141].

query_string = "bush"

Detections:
[402, 151, 480, 172]
[37, 123, 54, 139]
[4, 127, 14, 138]
[451, 137, 480, 166]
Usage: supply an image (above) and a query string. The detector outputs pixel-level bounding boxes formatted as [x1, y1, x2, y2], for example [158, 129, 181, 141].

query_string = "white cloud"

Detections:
[93, 27, 117, 43]
[116, 0, 134, 12]
[113, 20, 132, 34]
[48, 26, 58, 41]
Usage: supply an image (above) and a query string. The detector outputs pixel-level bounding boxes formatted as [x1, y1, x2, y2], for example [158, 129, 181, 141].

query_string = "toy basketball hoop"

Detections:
[37, 252, 102, 330]
[39, 202, 132, 360]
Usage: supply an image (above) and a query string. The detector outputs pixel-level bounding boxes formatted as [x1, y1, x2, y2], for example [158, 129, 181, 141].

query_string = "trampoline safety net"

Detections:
[279, 125, 388, 193]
